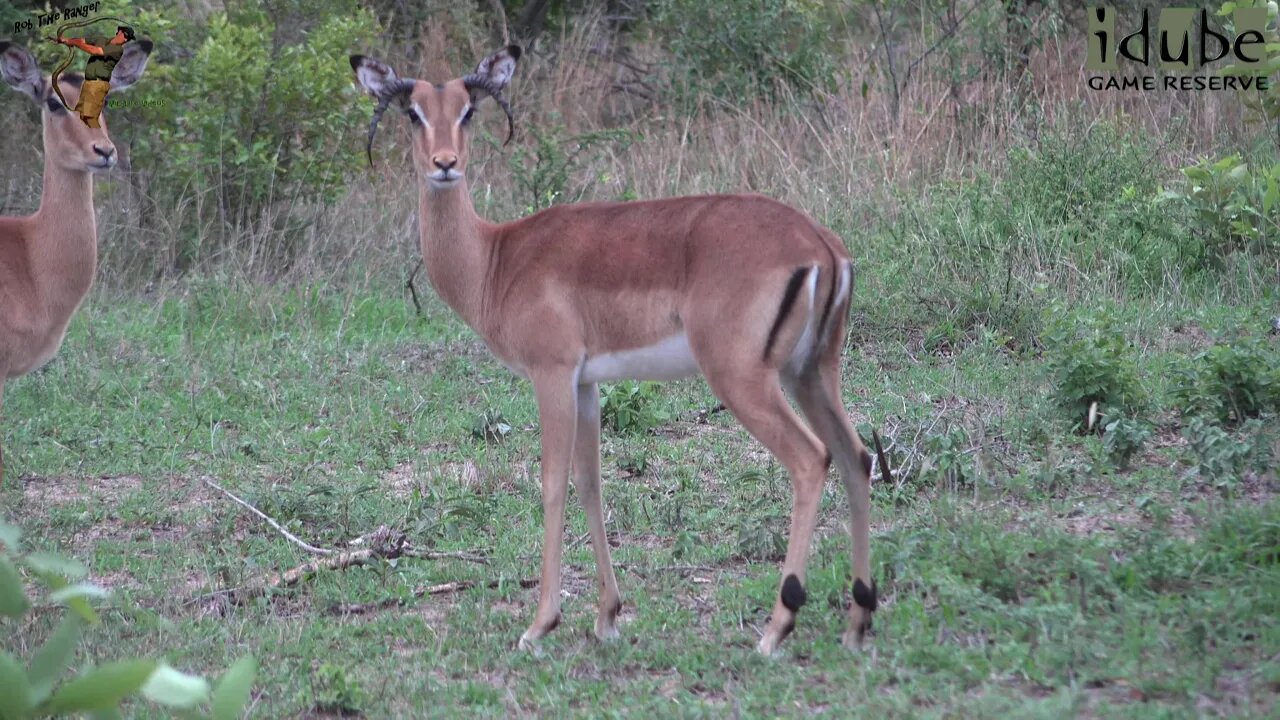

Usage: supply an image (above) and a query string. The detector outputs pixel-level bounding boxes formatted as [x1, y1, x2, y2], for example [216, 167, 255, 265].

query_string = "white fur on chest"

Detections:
[580, 333, 700, 384]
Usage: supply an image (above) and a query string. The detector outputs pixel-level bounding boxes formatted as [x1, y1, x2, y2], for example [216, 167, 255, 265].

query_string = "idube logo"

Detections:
[1087, 6, 1272, 91]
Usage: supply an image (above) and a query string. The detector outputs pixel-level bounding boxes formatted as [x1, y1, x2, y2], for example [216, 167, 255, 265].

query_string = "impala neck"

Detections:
[31, 148, 98, 313]
[419, 178, 493, 326]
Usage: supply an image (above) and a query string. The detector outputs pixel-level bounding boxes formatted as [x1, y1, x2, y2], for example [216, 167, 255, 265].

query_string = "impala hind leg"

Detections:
[519, 367, 579, 652]
[702, 367, 828, 654]
[791, 363, 877, 649]
[572, 382, 623, 640]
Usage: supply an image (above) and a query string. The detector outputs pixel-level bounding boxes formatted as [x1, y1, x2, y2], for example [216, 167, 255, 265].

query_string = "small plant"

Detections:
[1046, 310, 1148, 431]
[470, 409, 512, 444]
[925, 426, 976, 490]
[1103, 416, 1153, 470]
[307, 662, 367, 716]
[0, 521, 255, 719]
[505, 119, 636, 212]
[1172, 338, 1280, 424]
[600, 381, 671, 434]
[1184, 417, 1268, 489]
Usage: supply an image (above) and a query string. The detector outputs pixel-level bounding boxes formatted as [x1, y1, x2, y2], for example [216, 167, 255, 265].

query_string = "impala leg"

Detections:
[572, 382, 623, 640]
[518, 367, 579, 652]
[704, 366, 827, 655]
[792, 361, 877, 649]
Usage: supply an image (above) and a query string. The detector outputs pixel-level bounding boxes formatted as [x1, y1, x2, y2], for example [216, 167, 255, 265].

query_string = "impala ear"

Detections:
[108, 39, 154, 92]
[471, 45, 521, 94]
[0, 42, 46, 102]
[350, 54, 405, 98]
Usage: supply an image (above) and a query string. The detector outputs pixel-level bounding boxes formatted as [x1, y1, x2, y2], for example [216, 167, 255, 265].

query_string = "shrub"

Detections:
[600, 381, 671, 434]
[1103, 415, 1153, 469]
[0, 521, 255, 719]
[649, 0, 840, 104]
[305, 662, 367, 715]
[1159, 154, 1280, 257]
[1173, 337, 1280, 424]
[505, 119, 636, 212]
[1184, 417, 1270, 488]
[1046, 309, 1148, 430]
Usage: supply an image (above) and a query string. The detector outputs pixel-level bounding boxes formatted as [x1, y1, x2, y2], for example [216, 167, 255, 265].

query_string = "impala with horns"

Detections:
[350, 45, 886, 655]
[0, 39, 152, 482]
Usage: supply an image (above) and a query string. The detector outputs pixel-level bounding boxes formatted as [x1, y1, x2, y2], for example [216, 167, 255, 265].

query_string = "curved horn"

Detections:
[365, 78, 415, 167]
[463, 74, 515, 147]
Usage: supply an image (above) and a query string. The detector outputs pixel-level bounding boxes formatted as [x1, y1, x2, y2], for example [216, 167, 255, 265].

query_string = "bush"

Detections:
[649, 0, 840, 104]
[107, 0, 380, 275]
[1184, 417, 1270, 488]
[1046, 309, 1148, 430]
[1173, 337, 1280, 424]
[600, 381, 671, 434]
[0, 521, 255, 719]
[505, 118, 636, 212]
[1160, 154, 1280, 258]
[1103, 415, 1153, 469]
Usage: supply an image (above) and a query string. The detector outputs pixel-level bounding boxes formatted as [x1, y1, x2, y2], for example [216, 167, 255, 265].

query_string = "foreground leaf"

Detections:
[141, 664, 211, 708]
[28, 615, 82, 704]
[0, 650, 33, 720]
[41, 660, 157, 714]
[0, 556, 29, 619]
[212, 656, 257, 720]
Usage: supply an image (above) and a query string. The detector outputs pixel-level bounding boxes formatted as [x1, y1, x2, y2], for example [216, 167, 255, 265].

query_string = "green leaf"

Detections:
[0, 521, 20, 551]
[48, 583, 109, 604]
[28, 615, 82, 704]
[0, 556, 29, 619]
[212, 656, 257, 720]
[140, 664, 210, 708]
[47, 582, 108, 624]
[0, 650, 34, 720]
[41, 660, 158, 714]
[23, 552, 88, 580]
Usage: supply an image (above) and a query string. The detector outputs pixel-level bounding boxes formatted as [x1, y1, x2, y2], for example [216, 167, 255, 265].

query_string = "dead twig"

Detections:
[200, 477, 332, 556]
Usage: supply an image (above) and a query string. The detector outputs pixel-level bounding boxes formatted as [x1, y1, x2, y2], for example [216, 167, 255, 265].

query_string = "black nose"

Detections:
[433, 157, 456, 171]
[92, 145, 115, 159]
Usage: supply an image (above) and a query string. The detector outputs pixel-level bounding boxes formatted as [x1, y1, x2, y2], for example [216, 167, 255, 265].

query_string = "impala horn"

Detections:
[364, 76, 415, 167]
[462, 73, 515, 146]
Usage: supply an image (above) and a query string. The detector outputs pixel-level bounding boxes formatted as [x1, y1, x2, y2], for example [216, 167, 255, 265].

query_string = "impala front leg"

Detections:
[518, 366, 580, 652]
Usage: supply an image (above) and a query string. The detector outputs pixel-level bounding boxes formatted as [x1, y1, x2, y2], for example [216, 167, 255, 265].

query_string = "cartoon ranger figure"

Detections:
[50, 25, 135, 128]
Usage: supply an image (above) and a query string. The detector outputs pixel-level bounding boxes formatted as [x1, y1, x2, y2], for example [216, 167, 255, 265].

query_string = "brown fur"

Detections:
[0, 42, 151, 482]
[353, 46, 876, 654]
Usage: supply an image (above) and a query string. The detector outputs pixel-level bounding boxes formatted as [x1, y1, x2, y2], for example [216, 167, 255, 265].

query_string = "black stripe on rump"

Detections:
[762, 267, 809, 361]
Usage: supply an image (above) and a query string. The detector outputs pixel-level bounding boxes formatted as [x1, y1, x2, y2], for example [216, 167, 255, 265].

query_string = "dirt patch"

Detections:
[21, 474, 143, 506]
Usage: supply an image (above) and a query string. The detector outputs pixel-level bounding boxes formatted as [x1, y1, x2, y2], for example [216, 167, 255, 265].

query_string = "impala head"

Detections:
[0, 40, 152, 173]
[350, 45, 521, 190]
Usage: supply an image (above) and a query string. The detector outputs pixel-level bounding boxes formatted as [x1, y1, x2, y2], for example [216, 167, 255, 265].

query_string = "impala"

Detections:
[350, 46, 883, 655]
[0, 40, 152, 481]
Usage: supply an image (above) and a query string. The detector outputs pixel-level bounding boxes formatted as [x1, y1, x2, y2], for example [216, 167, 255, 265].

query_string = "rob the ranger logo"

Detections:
[1087, 6, 1273, 91]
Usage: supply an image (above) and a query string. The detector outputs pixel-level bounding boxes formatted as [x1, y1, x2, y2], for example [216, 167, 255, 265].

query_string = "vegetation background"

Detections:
[1, 0, 1278, 717]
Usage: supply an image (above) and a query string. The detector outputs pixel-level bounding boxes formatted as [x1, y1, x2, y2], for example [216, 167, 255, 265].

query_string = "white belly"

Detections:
[580, 333, 700, 384]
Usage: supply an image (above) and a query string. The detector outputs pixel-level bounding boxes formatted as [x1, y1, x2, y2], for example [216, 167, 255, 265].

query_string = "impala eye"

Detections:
[460, 106, 475, 126]
[45, 97, 66, 114]
[406, 108, 422, 126]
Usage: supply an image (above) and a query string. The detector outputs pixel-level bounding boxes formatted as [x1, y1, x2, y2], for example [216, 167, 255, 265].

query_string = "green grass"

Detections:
[2, 277, 1278, 718]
